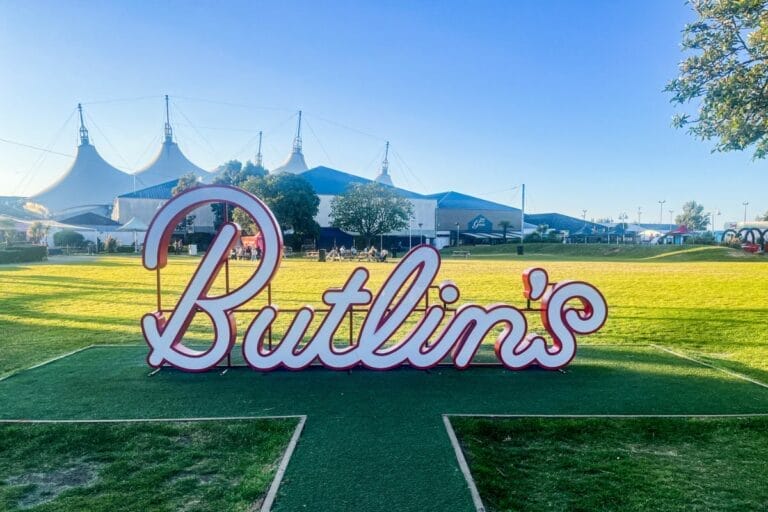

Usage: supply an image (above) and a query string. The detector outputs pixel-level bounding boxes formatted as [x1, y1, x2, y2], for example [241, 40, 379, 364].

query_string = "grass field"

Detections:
[1, 248, 767, 510]
[0, 419, 297, 511]
[452, 416, 768, 511]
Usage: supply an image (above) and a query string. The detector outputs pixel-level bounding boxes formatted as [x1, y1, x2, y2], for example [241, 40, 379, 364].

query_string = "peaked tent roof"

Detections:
[118, 216, 149, 232]
[425, 191, 520, 212]
[374, 169, 394, 187]
[299, 166, 427, 199]
[272, 149, 308, 174]
[29, 142, 135, 215]
[133, 140, 209, 189]
[665, 225, 695, 236]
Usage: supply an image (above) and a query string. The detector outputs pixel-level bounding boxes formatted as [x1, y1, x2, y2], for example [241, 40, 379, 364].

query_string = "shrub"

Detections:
[53, 229, 85, 248]
[0, 245, 47, 264]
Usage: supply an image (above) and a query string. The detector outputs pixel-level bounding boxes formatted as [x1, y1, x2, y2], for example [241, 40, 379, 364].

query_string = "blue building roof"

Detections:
[118, 179, 179, 200]
[425, 191, 520, 212]
[525, 213, 606, 234]
[300, 166, 427, 199]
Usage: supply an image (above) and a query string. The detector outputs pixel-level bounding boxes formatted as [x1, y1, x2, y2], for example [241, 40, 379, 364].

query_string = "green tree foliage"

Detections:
[53, 229, 85, 248]
[757, 210, 768, 221]
[666, 1, 768, 158]
[675, 200, 708, 230]
[172, 172, 201, 196]
[235, 174, 320, 248]
[26, 221, 48, 244]
[329, 182, 414, 245]
[211, 160, 268, 229]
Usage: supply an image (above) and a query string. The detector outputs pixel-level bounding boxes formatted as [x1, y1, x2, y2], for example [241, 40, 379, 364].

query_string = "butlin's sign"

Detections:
[141, 186, 607, 372]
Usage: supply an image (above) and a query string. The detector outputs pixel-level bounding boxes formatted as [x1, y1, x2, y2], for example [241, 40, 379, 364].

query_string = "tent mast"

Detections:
[256, 130, 263, 167]
[292, 110, 303, 153]
[77, 103, 89, 145]
[164, 94, 173, 142]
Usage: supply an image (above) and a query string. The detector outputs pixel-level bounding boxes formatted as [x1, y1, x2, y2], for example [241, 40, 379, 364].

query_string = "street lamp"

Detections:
[618, 212, 628, 245]
[668, 209, 674, 227]
[637, 206, 642, 225]
[455, 223, 460, 247]
[418, 222, 423, 245]
[409, 219, 412, 250]
[582, 209, 587, 222]
[658, 200, 666, 224]
[743, 201, 749, 224]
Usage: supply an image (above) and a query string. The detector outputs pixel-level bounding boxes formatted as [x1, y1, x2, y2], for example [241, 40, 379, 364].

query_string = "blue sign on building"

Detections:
[467, 214, 493, 232]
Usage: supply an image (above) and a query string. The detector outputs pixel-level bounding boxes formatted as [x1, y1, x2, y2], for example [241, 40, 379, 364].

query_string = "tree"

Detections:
[675, 200, 708, 230]
[172, 173, 201, 236]
[172, 172, 201, 196]
[211, 159, 268, 229]
[53, 229, 85, 248]
[236, 174, 320, 248]
[27, 221, 49, 244]
[0, 217, 16, 246]
[329, 182, 414, 246]
[666, 1, 768, 158]
[758, 210, 768, 221]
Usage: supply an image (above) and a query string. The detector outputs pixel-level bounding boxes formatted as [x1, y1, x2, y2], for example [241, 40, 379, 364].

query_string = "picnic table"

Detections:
[452, 250, 471, 259]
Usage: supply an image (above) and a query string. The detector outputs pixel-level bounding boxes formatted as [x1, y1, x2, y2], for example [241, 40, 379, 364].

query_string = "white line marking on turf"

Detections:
[261, 415, 307, 512]
[443, 415, 486, 512]
[0, 344, 96, 383]
[651, 344, 768, 390]
[0, 415, 304, 424]
[444, 413, 768, 419]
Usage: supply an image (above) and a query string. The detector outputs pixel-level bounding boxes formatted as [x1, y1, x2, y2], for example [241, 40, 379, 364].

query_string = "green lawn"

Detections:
[0, 419, 297, 512]
[452, 416, 768, 512]
[1, 252, 768, 510]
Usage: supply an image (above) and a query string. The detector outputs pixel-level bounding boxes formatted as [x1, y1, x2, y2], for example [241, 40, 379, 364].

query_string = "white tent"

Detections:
[29, 105, 134, 216]
[272, 111, 309, 174]
[132, 96, 209, 188]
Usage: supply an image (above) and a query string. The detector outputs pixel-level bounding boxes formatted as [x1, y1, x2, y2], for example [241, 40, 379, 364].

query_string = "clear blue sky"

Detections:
[0, 0, 763, 226]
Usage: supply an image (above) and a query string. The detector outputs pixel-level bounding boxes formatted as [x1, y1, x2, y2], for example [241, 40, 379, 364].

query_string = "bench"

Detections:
[304, 250, 319, 259]
[452, 250, 471, 259]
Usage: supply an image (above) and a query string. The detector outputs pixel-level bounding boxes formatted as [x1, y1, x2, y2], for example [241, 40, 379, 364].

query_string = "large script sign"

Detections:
[142, 186, 607, 372]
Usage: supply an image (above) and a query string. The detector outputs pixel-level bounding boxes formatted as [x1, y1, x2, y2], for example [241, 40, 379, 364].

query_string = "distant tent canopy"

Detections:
[272, 111, 309, 174]
[29, 141, 134, 216]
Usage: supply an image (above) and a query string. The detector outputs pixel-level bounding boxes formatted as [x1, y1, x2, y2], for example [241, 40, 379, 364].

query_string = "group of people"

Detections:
[326, 245, 388, 262]
[229, 245, 262, 261]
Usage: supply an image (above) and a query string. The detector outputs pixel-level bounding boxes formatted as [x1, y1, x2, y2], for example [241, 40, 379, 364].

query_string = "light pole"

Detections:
[408, 219, 412, 250]
[668, 209, 674, 228]
[658, 200, 666, 224]
[418, 223, 423, 245]
[637, 207, 642, 225]
[743, 201, 749, 224]
[618, 212, 628, 244]
[455, 223, 460, 247]
[582, 209, 587, 223]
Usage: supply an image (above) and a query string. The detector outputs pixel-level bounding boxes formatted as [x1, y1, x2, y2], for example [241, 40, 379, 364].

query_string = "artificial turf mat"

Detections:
[1, 345, 767, 511]
[0, 419, 296, 511]
[452, 416, 768, 511]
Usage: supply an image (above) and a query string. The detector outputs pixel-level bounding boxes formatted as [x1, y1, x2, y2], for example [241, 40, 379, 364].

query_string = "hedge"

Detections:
[0, 245, 47, 264]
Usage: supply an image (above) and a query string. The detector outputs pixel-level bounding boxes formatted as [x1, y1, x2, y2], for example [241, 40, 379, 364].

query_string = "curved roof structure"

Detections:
[272, 111, 309, 174]
[133, 140, 208, 188]
[29, 107, 134, 216]
[132, 95, 209, 188]
[374, 141, 394, 187]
